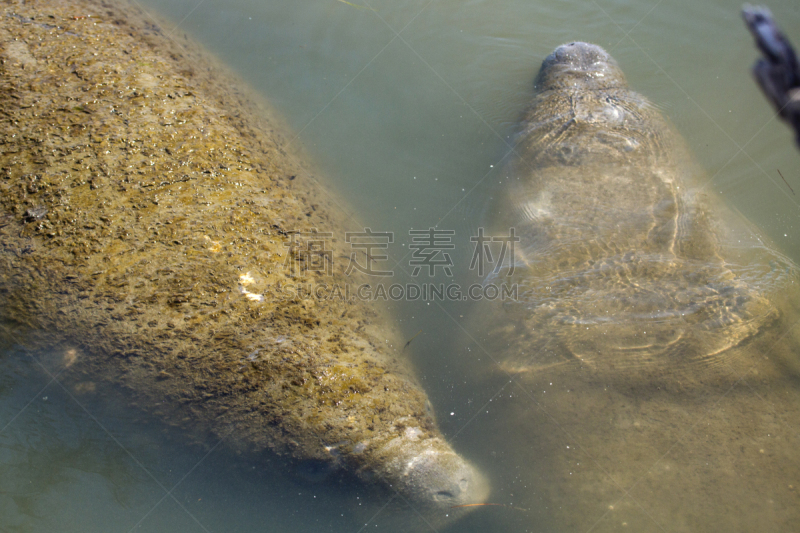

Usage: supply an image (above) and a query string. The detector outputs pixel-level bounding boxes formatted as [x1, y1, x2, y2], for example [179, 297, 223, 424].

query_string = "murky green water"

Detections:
[2, 0, 800, 531]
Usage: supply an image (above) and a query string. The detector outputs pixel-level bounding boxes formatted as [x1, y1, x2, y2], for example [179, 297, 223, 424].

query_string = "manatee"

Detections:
[0, 0, 487, 523]
[472, 42, 800, 530]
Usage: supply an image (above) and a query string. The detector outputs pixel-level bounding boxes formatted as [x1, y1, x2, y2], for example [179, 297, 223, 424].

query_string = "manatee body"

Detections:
[474, 42, 800, 530]
[0, 0, 487, 522]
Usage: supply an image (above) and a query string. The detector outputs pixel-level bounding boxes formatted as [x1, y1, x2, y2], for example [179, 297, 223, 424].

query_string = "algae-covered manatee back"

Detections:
[0, 0, 487, 521]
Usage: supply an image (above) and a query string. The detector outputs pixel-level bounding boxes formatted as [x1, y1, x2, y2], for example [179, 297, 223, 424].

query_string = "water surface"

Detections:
[2, 0, 800, 531]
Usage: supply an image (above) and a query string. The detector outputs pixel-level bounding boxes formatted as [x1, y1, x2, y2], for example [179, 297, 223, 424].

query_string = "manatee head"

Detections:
[521, 42, 667, 166]
[393, 438, 489, 509]
[360, 422, 490, 522]
[534, 41, 628, 93]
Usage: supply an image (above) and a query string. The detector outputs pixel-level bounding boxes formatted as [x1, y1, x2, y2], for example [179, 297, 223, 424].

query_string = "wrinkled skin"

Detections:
[0, 0, 487, 524]
[487, 42, 791, 379]
[472, 43, 800, 531]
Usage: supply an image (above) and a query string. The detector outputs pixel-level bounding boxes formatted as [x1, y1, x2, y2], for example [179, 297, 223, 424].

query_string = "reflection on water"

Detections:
[2, 0, 800, 531]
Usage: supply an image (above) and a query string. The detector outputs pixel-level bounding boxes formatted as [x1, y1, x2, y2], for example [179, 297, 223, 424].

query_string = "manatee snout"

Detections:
[403, 448, 490, 509]
[368, 432, 489, 518]
[535, 41, 627, 92]
[548, 41, 613, 69]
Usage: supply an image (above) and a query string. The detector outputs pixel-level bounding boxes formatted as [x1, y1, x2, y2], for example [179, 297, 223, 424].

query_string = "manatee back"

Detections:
[478, 45, 796, 385]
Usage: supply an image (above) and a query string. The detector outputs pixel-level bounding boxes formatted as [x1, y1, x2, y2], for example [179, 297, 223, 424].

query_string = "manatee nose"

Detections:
[551, 42, 613, 69]
[535, 42, 624, 91]
[405, 449, 490, 510]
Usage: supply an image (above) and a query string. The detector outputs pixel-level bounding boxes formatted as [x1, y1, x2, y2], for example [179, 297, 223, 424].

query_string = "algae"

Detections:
[0, 0, 487, 518]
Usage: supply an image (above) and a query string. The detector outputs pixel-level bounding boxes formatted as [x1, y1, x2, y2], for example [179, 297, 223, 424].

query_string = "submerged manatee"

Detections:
[474, 42, 800, 530]
[0, 0, 487, 522]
